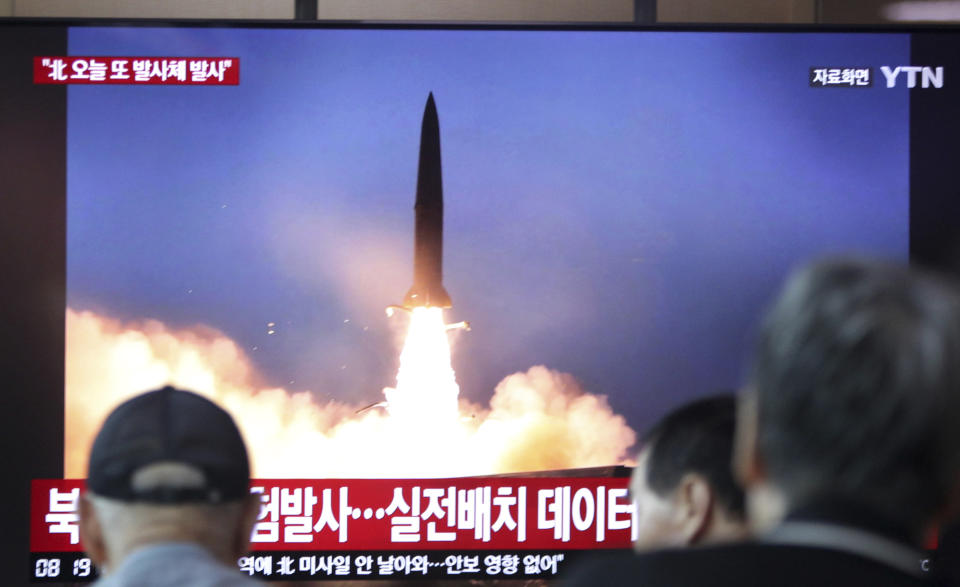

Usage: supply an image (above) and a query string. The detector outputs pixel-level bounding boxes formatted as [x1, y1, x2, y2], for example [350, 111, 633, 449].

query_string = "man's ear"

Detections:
[676, 474, 713, 545]
[78, 493, 108, 570]
[733, 391, 765, 488]
[232, 493, 262, 560]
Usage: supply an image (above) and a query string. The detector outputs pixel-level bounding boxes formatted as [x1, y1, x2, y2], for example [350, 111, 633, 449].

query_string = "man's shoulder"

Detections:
[562, 541, 928, 587]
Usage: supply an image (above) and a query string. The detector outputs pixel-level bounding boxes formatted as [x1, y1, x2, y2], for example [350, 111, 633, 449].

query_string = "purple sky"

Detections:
[66, 27, 910, 436]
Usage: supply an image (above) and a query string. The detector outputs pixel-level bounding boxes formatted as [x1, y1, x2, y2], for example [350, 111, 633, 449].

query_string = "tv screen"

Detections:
[3, 20, 959, 584]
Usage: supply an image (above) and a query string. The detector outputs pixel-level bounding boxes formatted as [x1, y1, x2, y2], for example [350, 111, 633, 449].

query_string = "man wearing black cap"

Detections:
[78, 386, 264, 585]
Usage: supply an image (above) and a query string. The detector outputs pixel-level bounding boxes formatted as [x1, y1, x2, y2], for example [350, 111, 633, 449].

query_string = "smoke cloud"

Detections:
[65, 309, 636, 478]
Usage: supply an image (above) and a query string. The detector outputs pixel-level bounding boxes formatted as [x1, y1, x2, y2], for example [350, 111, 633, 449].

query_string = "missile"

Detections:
[402, 92, 453, 310]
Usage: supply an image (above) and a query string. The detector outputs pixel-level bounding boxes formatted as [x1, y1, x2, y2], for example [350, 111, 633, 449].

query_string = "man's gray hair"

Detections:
[88, 462, 251, 566]
[750, 258, 960, 531]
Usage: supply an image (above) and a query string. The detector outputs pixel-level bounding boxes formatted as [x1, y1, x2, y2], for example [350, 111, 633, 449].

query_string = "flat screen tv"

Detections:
[2, 19, 960, 585]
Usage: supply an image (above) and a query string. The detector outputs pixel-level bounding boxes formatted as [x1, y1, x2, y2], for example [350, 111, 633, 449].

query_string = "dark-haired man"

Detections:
[631, 394, 748, 550]
[565, 258, 960, 586]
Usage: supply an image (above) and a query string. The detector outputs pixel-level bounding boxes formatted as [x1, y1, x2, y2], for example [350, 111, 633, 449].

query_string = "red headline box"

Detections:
[33, 56, 239, 85]
[31, 478, 636, 553]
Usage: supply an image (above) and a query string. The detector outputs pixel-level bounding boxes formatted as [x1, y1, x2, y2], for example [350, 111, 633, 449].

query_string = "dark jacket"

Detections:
[561, 500, 931, 587]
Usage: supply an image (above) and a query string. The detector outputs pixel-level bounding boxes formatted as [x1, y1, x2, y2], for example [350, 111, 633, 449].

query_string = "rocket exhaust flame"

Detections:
[383, 307, 460, 424]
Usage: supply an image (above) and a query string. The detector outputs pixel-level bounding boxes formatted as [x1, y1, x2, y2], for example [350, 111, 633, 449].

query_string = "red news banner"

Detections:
[33, 56, 239, 85]
[31, 477, 635, 582]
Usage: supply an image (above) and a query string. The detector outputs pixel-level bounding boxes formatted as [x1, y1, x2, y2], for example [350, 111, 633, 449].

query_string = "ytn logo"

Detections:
[880, 66, 944, 88]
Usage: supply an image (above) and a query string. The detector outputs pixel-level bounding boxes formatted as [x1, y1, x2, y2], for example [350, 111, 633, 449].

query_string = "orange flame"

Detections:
[384, 307, 459, 424]
[65, 308, 636, 479]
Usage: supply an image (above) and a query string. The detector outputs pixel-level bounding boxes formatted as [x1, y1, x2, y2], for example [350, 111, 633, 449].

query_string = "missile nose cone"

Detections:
[422, 93, 438, 129]
[416, 94, 443, 209]
[424, 92, 437, 120]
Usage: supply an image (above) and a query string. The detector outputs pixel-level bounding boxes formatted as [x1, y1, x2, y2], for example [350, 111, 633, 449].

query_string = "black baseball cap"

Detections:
[87, 386, 250, 503]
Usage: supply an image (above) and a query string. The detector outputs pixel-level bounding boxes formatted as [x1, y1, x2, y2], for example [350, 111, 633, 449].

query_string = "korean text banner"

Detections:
[32, 477, 635, 551]
[31, 477, 634, 581]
